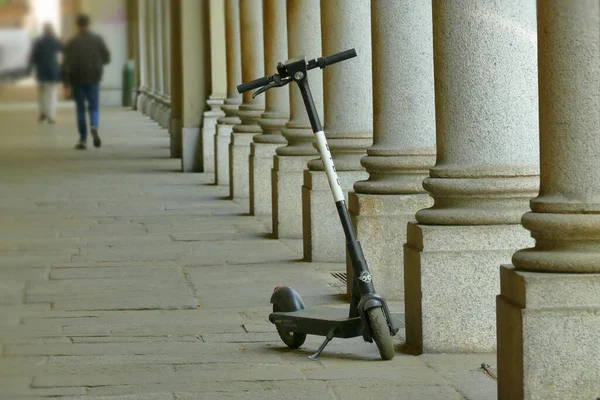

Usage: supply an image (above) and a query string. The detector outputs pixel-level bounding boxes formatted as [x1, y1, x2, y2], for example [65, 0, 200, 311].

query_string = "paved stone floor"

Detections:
[0, 105, 497, 399]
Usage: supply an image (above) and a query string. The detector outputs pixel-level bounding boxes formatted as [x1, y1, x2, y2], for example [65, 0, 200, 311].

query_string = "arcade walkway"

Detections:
[0, 106, 495, 399]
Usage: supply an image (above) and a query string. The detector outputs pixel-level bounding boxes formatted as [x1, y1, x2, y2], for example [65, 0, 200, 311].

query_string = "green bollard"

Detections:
[122, 60, 134, 107]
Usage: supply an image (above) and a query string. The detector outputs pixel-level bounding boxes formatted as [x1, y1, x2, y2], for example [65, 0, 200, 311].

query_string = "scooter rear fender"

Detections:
[270, 286, 305, 312]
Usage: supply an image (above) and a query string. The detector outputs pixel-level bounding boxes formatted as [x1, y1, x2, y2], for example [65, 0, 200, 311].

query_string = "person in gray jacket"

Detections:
[62, 14, 110, 150]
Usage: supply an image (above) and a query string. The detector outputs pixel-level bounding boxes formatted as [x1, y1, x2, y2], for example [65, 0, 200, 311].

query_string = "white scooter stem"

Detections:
[314, 131, 345, 203]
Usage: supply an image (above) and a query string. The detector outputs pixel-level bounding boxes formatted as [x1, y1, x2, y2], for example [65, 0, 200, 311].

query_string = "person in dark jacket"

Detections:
[29, 23, 63, 124]
[62, 14, 110, 150]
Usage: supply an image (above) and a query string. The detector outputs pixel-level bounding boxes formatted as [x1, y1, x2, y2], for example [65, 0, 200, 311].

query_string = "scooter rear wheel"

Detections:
[366, 307, 395, 360]
[273, 304, 306, 349]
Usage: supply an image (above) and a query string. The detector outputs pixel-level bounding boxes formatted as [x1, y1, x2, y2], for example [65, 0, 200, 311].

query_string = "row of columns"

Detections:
[134, 0, 600, 398]
[136, 0, 171, 131]
[136, 0, 213, 173]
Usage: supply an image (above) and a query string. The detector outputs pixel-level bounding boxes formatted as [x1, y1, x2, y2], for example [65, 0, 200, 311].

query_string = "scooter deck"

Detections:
[269, 307, 363, 338]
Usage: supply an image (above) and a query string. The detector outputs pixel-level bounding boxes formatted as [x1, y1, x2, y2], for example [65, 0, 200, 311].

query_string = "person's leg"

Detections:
[47, 83, 57, 123]
[73, 84, 88, 148]
[87, 83, 101, 148]
[37, 82, 47, 121]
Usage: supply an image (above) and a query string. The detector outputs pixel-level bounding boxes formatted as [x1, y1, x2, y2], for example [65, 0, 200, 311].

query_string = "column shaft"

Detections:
[302, 0, 372, 262]
[404, 0, 539, 353]
[169, 0, 183, 158]
[271, 0, 322, 239]
[202, 0, 227, 175]
[498, 2, 600, 398]
[249, 0, 289, 219]
[161, 0, 170, 96]
[215, 0, 242, 186]
[348, 0, 436, 299]
[180, 0, 211, 172]
[156, 0, 170, 129]
[142, 0, 155, 116]
[135, 0, 147, 111]
[146, 0, 155, 95]
[229, 0, 264, 202]
[153, 0, 163, 95]
[149, 0, 163, 121]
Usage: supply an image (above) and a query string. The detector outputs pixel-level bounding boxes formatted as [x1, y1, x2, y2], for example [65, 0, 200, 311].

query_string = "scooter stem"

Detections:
[289, 63, 375, 299]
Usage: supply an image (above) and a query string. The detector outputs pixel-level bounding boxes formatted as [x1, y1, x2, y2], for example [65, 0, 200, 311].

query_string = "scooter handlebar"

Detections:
[237, 49, 357, 93]
[237, 75, 271, 94]
[319, 48, 357, 68]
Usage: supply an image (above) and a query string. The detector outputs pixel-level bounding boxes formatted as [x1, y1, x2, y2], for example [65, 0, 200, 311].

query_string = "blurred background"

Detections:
[0, 0, 129, 105]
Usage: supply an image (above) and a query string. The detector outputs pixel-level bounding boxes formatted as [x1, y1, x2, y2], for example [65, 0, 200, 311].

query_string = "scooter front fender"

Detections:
[270, 286, 305, 312]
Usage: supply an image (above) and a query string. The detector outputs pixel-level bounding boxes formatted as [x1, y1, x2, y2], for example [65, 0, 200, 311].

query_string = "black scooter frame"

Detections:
[238, 50, 398, 358]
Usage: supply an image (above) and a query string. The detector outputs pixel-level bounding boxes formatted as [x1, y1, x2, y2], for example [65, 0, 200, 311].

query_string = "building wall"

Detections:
[85, 0, 128, 106]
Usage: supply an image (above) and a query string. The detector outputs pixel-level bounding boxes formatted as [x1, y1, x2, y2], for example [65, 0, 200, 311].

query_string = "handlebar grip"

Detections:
[320, 49, 357, 67]
[237, 76, 271, 94]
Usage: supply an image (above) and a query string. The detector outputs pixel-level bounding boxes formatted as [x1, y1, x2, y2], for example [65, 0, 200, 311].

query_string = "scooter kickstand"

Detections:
[307, 328, 336, 360]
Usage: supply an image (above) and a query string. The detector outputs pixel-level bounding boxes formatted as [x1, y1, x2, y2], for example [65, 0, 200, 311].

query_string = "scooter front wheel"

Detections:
[366, 307, 395, 360]
[273, 304, 307, 349]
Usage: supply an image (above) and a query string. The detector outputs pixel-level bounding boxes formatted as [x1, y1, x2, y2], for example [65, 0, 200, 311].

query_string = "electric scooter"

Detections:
[237, 49, 399, 360]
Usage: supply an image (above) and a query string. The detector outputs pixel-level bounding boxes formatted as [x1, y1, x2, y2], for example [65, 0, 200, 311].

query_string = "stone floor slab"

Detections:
[0, 106, 495, 399]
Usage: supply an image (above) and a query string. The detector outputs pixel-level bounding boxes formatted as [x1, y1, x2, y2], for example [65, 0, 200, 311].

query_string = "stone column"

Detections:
[149, 0, 164, 122]
[127, 0, 140, 110]
[135, 0, 147, 111]
[404, 0, 539, 354]
[272, 0, 322, 238]
[497, 2, 600, 398]
[249, 0, 288, 221]
[145, 0, 156, 116]
[158, 0, 171, 129]
[180, 0, 211, 172]
[229, 0, 264, 203]
[202, 0, 227, 175]
[161, 0, 170, 97]
[169, 0, 183, 158]
[142, 0, 155, 116]
[302, 0, 372, 262]
[215, 0, 242, 186]
[348, 0, 436, 300]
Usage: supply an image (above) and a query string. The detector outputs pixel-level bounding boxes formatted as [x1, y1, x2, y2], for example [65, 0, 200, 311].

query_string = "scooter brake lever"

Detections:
[251, 75, 290, 99]
[251, 84, 271, 99]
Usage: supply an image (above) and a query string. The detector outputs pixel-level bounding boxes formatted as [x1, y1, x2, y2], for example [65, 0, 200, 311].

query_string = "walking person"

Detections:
[62, 14, 110, 150]
[29, 23, 62, 124]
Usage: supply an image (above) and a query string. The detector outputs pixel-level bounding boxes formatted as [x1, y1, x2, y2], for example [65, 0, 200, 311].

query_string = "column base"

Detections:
[154, 103, 164, 127]
[404, 223, 532, 353]
[302, 170, 368, 262]
[141, 95, 151, 116]
[160, 105, 171, 130]
[229, 133, 253, 200]
[214, 124, 233, 186]
[136, 92, 146, 113]
[250, 142, 281, 218]
[202, 110, 223, 174]
[169, 117, 182, 159]
[272, 155, 314, 238]
[348, 192, 433, 300]
[181, 126, 202, 172]
[149, 98, 160, 121]
[497, 266, 600, 399]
